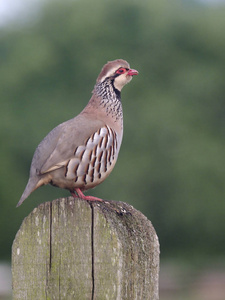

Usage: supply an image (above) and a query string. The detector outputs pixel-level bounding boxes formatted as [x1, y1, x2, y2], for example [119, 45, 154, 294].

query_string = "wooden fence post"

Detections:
[12, 197, 160, 299]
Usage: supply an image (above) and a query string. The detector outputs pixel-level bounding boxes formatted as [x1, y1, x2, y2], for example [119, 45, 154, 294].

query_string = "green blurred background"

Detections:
[0, 0, 225, 299]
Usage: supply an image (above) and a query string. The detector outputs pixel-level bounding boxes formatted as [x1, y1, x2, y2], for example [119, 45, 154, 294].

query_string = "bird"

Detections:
[17, 59, 138, 207]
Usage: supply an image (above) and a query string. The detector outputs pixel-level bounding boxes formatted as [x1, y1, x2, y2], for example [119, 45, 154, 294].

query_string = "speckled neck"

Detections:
[94, 79, 123, 121]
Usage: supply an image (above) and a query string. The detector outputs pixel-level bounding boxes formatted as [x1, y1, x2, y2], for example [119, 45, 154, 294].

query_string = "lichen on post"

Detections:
[12, 197, 159, 300]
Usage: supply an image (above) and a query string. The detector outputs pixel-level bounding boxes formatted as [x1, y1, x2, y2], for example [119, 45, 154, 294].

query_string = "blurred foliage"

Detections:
[0, 0, 225, 261]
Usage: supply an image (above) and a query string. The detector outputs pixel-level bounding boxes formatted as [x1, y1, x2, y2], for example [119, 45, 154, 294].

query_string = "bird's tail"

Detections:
[16, 177, 41, 207]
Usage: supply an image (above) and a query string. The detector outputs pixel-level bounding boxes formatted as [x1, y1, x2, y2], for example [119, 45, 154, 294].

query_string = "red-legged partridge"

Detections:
[17, 59, 138, 207]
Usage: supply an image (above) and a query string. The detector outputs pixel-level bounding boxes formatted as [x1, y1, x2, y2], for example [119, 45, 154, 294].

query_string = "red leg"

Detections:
[71, 188, 103, 202]
[70, 191, 79, 198]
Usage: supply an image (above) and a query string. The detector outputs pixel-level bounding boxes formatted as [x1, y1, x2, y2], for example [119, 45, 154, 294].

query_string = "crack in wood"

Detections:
[46, 202, 53, 299]
[49, 202, 52, 271]
[90, 203, 95, 300]
[59, 253, 61, 300]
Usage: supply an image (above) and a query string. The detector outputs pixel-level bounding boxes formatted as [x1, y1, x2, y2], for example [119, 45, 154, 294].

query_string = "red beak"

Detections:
[128, 69, 139, 76]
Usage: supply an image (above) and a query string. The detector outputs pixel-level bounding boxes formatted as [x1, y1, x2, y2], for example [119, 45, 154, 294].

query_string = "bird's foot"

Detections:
[71, 188, 103, 202]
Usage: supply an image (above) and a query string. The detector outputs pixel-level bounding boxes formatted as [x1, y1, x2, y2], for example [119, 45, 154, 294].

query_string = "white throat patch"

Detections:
[113, 73, 132, 91]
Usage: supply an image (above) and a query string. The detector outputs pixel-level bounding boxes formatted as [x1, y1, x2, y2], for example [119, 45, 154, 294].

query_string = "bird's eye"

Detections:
[116, 68, 127, 75]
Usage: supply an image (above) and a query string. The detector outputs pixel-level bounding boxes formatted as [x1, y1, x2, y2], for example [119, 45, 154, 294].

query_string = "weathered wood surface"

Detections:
[12, 197, 159, 300]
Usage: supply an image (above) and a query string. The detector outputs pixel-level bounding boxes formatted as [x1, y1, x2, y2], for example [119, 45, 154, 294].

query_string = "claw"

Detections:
[71, 188, 103, 202]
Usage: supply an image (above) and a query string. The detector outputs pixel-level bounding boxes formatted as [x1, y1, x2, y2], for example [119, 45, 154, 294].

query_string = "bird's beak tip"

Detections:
[128, 69, 139, 76]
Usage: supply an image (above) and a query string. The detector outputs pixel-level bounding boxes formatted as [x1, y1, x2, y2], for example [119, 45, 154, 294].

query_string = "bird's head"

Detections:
[96, 59, 138, 92]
